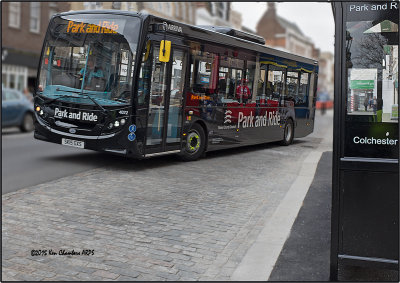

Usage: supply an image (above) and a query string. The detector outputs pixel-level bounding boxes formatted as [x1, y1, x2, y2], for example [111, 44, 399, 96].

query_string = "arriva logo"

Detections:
[163, 22, 182, 33]
[353, 132, 398, 145]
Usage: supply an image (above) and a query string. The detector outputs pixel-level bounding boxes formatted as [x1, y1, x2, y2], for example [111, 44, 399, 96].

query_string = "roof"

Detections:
[2, 47, 40, 69]
[277, 16, 304, 36]
[241, 26, 257, 35]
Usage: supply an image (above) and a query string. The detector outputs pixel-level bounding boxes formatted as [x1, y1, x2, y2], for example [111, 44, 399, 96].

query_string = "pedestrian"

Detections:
[79, 57, 104, 88]
[23, 88, 33, 102]
[364, 96, 368, 111]
[318, 91, 329, 115]
[372, 97, 377, 114]
[236, 79, 251, 104]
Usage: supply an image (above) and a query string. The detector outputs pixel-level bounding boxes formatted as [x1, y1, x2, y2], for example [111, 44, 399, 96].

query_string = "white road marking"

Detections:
[231, 111, 333, 281]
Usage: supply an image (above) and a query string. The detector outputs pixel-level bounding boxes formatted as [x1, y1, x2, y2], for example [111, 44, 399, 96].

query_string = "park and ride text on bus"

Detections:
[34, 10, 319, 161]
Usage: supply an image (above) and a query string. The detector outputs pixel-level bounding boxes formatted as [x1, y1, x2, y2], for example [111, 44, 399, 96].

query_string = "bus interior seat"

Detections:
[106, 73, 118, 92]
[52, 74, 77, 88]
[90, 77, 106, 91]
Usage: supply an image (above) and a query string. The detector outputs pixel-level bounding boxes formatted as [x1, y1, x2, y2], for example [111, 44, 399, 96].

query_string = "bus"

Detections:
[34, 10, 319, 161]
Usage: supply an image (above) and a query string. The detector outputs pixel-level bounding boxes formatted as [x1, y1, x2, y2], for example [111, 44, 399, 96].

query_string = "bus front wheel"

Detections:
[181, 123, 205, 161]
[280, 119, 294, 146]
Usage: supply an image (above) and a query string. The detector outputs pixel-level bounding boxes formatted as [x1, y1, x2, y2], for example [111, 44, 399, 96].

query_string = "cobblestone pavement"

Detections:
[3, 131, 326, 280]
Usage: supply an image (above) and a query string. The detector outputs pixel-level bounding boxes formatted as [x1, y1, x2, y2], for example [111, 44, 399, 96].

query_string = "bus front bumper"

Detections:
[34, 120, 143, 159]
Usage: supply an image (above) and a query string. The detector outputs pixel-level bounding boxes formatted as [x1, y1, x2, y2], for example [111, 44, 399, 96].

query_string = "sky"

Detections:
[231, 2, 335, 53]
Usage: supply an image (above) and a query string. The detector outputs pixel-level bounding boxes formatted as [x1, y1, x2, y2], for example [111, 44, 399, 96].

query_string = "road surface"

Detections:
[2, 128, 128, 194]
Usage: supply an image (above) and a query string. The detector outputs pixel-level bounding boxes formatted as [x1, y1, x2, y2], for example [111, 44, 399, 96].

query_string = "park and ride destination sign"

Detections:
[66, 20, 120, 34]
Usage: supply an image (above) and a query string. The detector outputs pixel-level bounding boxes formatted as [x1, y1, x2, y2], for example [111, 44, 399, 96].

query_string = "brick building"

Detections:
[2, 2, 70, 92]
[70, 2, 239, 28]
[256, 3, 319, 59]
[1, 2, 241, 92]
[69, 2, 197, 25]
[195, 2, 242, 30]
[317, 51, 334, 99]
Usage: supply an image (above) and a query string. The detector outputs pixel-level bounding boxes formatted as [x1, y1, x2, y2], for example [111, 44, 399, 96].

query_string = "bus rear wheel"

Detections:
[181, 123, 205, 161]
[280, 119, 294, 146]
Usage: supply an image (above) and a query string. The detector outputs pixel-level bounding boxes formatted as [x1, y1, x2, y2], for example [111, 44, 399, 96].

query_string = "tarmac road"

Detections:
[2, 109, 333, 195]
[1, 128, 130, 194]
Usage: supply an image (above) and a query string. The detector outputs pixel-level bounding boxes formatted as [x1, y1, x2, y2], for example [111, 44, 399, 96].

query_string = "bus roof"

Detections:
[54, 10, 318, 68]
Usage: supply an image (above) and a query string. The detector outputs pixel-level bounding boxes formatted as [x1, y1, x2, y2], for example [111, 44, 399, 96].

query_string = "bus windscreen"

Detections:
[37, 14, 141, 106]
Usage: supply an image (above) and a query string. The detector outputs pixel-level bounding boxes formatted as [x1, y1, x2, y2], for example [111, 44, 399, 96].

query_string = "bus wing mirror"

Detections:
[159, 40, 171, 63]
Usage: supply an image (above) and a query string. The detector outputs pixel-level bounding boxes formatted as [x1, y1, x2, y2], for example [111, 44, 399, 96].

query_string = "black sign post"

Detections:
[331, 1, 399, 280]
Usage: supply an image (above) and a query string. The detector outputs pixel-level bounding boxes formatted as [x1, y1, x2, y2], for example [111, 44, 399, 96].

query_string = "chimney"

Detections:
[267, 2, 276, 15]
[267, 2, 276, 13]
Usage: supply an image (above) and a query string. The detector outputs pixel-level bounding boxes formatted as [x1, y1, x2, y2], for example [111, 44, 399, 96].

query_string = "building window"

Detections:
[164, 3, 172, 17]
[8, 2, 21, 28]
[83, 2, 103, 10]
[128, 3, 136, 11]
[2, 73, 8, 88]
[18, 75, 25, 91]
[151, 2, 162, 12]
[188, 3, 193, 23]
[145, 3, 153, 10]
[30, 2, 41, 33]
[2, 64, 28, 90]
[9, 74, 16, 89]
[214, 2, 227, 20]
[112, 2, 121, 10]
[174, 3, 181, 19]
[181, 2, 187, 20]
[49, 8, 57, 21]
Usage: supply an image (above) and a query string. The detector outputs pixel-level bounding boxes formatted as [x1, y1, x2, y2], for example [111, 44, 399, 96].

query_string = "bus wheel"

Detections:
[20, 113, 34, 132]
[181, 123, 205, 161]
[280, 119, 294, 146]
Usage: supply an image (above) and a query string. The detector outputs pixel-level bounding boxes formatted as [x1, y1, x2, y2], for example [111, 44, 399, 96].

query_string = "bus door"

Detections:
[145, 43, 188, 154]
[265, 65, 286, 140]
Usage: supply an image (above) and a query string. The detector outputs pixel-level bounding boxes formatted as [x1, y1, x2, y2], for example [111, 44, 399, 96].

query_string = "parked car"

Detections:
[2, 87, 34, 132]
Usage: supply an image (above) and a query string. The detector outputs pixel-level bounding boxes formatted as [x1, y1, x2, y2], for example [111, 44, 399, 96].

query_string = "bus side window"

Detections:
[218, 66, 229, 98]
[231, 68, 242, 101]
[267, 66, 285, 102]
[219, 55, 232, 101]
[245, 59, 257, 103]
[138, 41, 153, 106]
[256, 66, 267, 104]
[286, 70, 299, 103]
[218, 56, 244, 103]
[309, 73, 316, 109]
[298, 72, 310, 106]
[151, 48, 168, 107]
[189, 50, 219, 101]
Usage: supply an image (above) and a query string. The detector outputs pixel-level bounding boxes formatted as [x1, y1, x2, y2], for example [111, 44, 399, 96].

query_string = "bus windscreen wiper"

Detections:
[53, 88, 109, 116]
[81, 93, 109, 116]
[42, 93, 80, 105]
[114, 98, 128, 103]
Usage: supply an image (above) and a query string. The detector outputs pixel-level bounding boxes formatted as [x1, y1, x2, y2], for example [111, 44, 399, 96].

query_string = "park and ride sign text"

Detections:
[66, 20, 119, 34]
[349, 2, 398, 13]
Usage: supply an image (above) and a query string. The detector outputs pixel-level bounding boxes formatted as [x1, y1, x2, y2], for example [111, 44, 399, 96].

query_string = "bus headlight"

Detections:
[114, 121, 120, 127]
[36, 106, 41, 112]
[120, 119, 126, 125]
[39, 110, 44, 115]
[108, 123, 113, 129]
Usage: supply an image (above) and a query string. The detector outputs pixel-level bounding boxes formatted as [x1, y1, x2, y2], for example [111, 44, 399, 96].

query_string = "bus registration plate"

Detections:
[62, 138, 84, 148]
